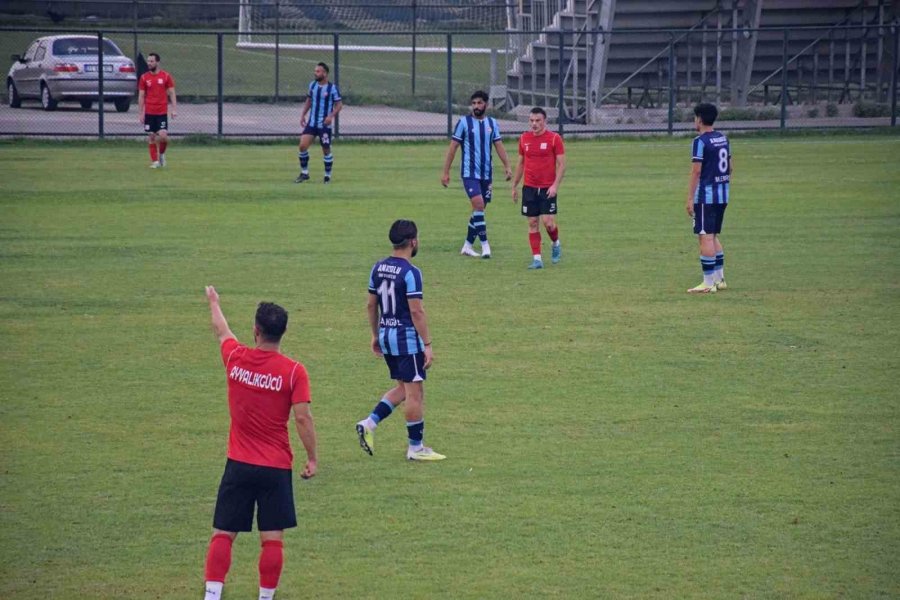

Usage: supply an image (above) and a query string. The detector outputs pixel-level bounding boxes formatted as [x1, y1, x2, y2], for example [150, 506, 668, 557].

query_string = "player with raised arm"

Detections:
[441, 90, 512, 259]
[511, 107, 566, 269]
[138, 53, 176, 169]
[356, 220, 445, 462]
[201, 287, 317, 600]
[685, 103, 731, 294]
[295, 62, 342, 184]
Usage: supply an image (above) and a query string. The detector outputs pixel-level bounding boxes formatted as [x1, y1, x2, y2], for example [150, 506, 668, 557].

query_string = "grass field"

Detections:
[1, 133, 899, 599]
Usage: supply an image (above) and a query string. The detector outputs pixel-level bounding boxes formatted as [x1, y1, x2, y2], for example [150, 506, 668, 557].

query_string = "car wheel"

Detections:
[114, 97, 131, 113]
[7, 80, 21, 108]
[80, 100, 93, 110]
[41, 83, 57, 111]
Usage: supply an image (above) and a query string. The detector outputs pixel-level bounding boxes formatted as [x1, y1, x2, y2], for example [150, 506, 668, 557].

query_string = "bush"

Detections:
[807, 107, 819, 118]
[825, 103, 839, 117]
[852, 101, 897, 118]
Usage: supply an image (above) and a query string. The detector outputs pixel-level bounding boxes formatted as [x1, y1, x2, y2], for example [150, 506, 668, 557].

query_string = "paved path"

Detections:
[0, 101, 891, 137]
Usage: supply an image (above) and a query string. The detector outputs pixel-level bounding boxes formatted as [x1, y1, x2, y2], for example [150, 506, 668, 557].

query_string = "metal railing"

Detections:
[1, 24, 897, 139]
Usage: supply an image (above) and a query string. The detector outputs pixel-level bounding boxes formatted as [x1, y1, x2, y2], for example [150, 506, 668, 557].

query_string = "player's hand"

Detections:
[685, 200, 694, 216]
[324, 116, 333, 126]
[548, 185, 558, 198]
[504, 167, 512, 181]
[139, 114, 144, 125]
[300, 116, 308, 128]
[371, 336, 383, 357]
[440, 172, 450, 188]
[205, 285, 220, 304]
[169, 109, 176, 119]
[423, 345, 433, 370]
[511, 187, 518, 203]
[300, 458, 317, 479]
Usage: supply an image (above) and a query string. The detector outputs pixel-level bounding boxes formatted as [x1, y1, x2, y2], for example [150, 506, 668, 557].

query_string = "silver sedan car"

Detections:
[7, 35, 137, 111]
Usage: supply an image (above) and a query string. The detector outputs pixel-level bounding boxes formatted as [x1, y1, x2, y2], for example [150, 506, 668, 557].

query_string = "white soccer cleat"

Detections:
[406, 446, 446, 461]
[460, 243, 480, 257]
[150, 161, 161, 169]
[687, 282, 717, 294]
[480, 242, 492, 259]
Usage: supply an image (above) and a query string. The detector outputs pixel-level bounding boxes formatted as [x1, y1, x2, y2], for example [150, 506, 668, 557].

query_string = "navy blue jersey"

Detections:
[692, 131, 731, 205]
[452, 116, 502, 180]
[368, 256, 425, 356]
[306, 81, 341, 128]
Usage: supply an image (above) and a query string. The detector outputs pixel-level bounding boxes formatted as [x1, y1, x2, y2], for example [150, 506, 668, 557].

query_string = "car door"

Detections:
[15, 41, 40, 97]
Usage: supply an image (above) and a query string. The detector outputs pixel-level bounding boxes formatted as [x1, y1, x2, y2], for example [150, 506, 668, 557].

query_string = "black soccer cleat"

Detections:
[323, 175, 331, 184]
[294, 173, 310, 184]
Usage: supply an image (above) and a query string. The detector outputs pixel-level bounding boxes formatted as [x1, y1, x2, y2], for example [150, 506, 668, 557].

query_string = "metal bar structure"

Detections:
[780, 28, 788, 130]
[334, 33, 340, 137]
[667, 35, 674, 135]
[558, 31, 564, 135]
[446, 33, 452, 138]
[97, 31, 105, 138]
[892, 24, 898, 127]
[411, 0, 417, 96]
[217, 32, 223, 138]
[274, 0, 280, 102]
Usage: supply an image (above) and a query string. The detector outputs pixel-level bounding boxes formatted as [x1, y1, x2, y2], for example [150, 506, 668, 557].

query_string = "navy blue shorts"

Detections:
[302, 124, 333, 146]
[693, 203, 727, 235]
[384, 352, 427, 383]
[212, 459, 297, 532]
[462, 178, 492, 203]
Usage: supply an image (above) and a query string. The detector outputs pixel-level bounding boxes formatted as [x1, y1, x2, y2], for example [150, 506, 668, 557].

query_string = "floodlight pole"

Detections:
[217, 33, 224, 138]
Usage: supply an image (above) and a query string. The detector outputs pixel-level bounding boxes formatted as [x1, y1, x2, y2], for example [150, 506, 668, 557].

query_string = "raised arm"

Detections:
[205, 286, 236, 343]
[292, 403, 317, 479]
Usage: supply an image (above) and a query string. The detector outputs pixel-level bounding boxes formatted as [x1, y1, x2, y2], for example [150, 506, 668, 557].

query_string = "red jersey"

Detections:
[139, 70, 174, 115]
[518, 129, 565, 188]
[220, 338, 310, 470]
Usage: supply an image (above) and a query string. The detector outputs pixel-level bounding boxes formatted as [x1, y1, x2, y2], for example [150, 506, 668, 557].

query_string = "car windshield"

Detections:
[52, 38, 123, 57]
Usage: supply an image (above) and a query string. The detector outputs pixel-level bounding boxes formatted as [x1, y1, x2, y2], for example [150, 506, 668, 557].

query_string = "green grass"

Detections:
[1, 134, 899, 599]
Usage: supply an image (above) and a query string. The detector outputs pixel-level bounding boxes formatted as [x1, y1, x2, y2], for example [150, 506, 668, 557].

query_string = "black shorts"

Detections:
[384, 352, 427, 383]
[302, 124, 333, 146]
[693, 203, 727, 235]
[144, 113, 168, 133]
[521, 186, 557, 217]
[212, 459, 297, 532]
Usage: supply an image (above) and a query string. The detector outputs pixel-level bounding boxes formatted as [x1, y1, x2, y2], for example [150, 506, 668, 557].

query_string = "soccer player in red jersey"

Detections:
[138, 53, 177, 169]
[202, 286, 317, 600]
[512, 107, 566, 269]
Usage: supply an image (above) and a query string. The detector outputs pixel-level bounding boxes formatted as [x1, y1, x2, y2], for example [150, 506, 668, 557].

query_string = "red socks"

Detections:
[529, 231, 542, 255]
[159, 140, 168, 154]
[148, 143, 158, 162]
[259, 540, 284, 589]
[204, 534, 233, 583]
[547, 226, 559, 243]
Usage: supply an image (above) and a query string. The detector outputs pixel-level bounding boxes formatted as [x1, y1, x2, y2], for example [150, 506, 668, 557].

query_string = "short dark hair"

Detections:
[470, 90, 489, 102]
[317, 62, 329, 73]
[694, 103, 718, 126]
[255, 302, 288, 343]
[148, 52, 160, 62]
[530, 106, 547, 118]
[389, 219, 418, 249]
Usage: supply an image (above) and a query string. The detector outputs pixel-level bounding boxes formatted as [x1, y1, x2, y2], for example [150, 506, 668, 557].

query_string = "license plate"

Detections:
[84, 64, 113, 72]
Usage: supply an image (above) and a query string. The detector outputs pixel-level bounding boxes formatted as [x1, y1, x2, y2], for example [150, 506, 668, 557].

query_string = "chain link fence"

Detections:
[1, 24, 897, 138]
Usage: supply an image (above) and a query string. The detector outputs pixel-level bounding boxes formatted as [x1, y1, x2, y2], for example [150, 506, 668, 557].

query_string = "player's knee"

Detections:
[471, 197, 485, 211]
[321, 145, 331, 155]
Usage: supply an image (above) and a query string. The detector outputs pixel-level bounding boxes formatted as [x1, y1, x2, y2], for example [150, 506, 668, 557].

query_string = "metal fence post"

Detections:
[667, 35, 675, 135]
[447, 34, 453, 137]
[132, 0, 138, 62]
[98, 31, 105, 139]
[780, 28, 788, 131]
[892, 24, 898, 127]
[557, 31, 564, 136]
[411, 0, 417, 96]
[334, 33, 340, 137]
[275, 0, 280, 102]
[217, 33, 223, 138]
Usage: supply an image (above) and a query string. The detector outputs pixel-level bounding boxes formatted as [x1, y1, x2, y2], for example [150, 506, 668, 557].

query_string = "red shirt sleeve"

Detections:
[220, 337, 242, 367]
[554, 133, 565, 155]
[518, 135, 525, 156]
[138, 74, 147, 92]
[290, 363, 311, 404]
[165, 73, 175, 89]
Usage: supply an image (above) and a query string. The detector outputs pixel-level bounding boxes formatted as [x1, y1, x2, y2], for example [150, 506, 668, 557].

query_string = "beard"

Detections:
[315, 75, 325, 82]
[472, 107, 485, 118]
